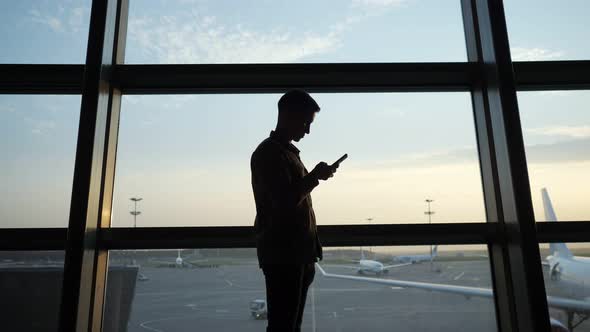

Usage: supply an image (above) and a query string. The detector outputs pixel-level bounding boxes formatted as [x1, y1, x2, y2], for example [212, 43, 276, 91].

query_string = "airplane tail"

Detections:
[360, 247, 366, 260]
[432, 245, 438, 258]
[542, 188, 572, 258]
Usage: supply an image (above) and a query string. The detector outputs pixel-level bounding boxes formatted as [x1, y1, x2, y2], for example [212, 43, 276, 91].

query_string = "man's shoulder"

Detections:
[252, 137, 283, 159]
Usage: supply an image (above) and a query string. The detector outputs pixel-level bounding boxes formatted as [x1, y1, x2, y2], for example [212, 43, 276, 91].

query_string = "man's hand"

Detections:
[311, 162, 337, 181]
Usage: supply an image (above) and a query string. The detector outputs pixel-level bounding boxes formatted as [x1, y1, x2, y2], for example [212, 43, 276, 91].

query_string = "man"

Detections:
[251, 89, 337, 331]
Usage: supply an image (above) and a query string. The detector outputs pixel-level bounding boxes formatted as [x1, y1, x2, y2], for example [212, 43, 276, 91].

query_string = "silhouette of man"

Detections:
[251, 89, 337, 331]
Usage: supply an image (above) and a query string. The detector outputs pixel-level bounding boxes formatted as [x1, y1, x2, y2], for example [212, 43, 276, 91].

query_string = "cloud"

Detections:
[127, 0, 412, 64]
[29, 9, 64, 32]
[28, 2, 89, 33]
[527, 125, 590, 139]
[351, 0, 408, 8]
[511, 47, 565, 61]
[24, 117, 57, 135]
[128, 13, 343, 64]
[370, 137, 590, 169]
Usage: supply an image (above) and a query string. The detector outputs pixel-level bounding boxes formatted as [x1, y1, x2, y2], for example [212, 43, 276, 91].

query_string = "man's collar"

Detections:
[269, 130, 300, 154]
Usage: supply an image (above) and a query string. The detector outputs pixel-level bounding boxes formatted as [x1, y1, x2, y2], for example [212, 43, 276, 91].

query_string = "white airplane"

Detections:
[392, 245, 438, 264]
[316, 189, 589, 332]
[150, 249, 208, 268]
[335, 248, 411, 275]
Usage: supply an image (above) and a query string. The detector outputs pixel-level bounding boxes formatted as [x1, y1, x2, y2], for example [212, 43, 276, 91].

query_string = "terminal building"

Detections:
[1, 0, 589, 331]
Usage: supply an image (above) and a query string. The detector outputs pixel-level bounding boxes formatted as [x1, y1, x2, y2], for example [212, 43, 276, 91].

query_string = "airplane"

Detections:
[392, 245, 438, 264]
[332, 247, 411, 275]
[316, 188, 588, 332]
[149, 249, 208, 268]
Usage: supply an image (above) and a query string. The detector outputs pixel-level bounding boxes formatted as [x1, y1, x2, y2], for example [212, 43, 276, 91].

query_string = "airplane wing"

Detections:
[150, 260, 177, 265]
[383, 262, 413, 270]
[315, 263, 590, 312]
[322, 264, 361, 270]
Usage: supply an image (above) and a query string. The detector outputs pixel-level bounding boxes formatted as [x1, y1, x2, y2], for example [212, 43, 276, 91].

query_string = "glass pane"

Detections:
[505, 0, 590, 61]
[539, 242, 590, 332]
[0, 95, 80, 228]
[518, 90, 590, 222]
[111, 93, 484, 227]
[0, 1, 91, 63]
[125, 0, 467, 64]
[0, 251, 64, 332]
[104, 245, 496, 331]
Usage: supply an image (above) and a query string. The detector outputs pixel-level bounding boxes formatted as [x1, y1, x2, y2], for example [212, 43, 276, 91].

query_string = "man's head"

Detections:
[276, 89, 320, 142]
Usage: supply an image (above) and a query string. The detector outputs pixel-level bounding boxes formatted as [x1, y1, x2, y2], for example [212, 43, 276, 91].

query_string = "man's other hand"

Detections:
[311, 162, 337, 181]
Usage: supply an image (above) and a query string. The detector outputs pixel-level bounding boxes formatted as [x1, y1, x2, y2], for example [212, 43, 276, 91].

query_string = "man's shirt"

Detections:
[251, 131, 323, 265]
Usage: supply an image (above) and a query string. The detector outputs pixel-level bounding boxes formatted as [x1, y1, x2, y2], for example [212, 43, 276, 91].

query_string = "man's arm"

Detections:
[252, 147, 319, 212]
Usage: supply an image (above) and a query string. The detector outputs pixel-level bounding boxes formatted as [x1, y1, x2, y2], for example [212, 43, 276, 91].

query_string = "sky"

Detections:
[0, 0, 589, 228]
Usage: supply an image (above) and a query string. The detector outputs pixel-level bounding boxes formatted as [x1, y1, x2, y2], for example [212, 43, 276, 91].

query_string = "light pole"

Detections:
[130, 197, 142, 228]
[130, 197, 142, 266]
[425, 199, 435, 271]
[366, 217, 374, 258]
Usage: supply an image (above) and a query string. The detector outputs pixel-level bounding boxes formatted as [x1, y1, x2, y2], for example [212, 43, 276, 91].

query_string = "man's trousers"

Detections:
[261, 263, 316, 332]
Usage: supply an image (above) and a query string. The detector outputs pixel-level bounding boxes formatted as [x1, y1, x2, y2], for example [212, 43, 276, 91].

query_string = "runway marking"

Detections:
[224, 279, 233, 287]
[139, 312, 207, 331]
[454, 272, 465, 280]
[139, 322, 164, 332]
[343, 307, 355, 311]
[215, 309, 229, 313]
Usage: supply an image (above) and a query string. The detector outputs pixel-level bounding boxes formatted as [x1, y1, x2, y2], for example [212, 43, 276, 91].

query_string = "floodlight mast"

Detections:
[130, 197, 143, 228]
[425, 199, 435, 271]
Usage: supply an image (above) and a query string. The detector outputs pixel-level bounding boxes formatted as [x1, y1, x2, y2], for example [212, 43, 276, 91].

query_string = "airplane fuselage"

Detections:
[359, 259, 387, 274]
[547, 255, 590, 300]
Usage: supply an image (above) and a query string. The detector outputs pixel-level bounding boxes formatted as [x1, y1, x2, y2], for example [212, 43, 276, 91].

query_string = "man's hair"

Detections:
[278, 89, 320, 114]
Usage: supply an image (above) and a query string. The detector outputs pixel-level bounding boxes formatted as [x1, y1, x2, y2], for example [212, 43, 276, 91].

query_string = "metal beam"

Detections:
[462, 0, 551, 331]
[58, 0, 128, 331]
[113, 62, 473, 93]
[536, 221, 590, 243]
[99, 223, 500, 250]
[0, 64, 84, 94]
[1, 221, 590, 252]
[0, 229, 67, 251]
[514, 60, 590, 91]
[1, 61, 589, 94]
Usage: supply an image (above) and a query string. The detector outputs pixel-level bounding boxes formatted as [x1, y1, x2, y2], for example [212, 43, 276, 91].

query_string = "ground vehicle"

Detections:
[249, 299, 267, 319]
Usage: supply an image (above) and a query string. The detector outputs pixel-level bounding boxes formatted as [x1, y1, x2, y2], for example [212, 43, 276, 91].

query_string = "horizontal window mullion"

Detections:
[114, 63, 474, 94]
[0, 64, 84, 94]
[536, 221, 590, 243]
[3, 61, 590, 94]
[99, 223, 501, 250]
[0, 228, 67, 250]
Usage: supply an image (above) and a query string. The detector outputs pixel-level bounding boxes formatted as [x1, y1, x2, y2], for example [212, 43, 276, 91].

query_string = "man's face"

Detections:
[293, 112, 316, 142]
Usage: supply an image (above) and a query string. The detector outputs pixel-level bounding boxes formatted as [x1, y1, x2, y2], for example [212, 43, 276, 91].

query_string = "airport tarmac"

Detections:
[113, 258, 498, 332]
[110, 257, 590, 332]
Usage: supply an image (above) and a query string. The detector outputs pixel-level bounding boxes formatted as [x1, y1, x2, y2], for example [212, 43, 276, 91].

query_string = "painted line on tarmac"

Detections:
[453, 272, 465, 280]
[139, 313, 200, 332]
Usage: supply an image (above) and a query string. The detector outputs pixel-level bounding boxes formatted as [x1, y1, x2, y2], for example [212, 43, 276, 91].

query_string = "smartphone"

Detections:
[332, 153, 348, 167]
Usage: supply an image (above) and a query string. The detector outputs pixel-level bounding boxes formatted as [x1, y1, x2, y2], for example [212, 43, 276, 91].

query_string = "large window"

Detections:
[125, 0, 467, 64]
[0, 1, 91, 63]
[0, 96, 80, 228]
[538, 242, 590, 331]
[505, 0, 590, 61]
[518, 90, 590, 222]
[104, 245, 496, 332]
[0, 251, 64, 331]
[111, 93, 484, 227]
